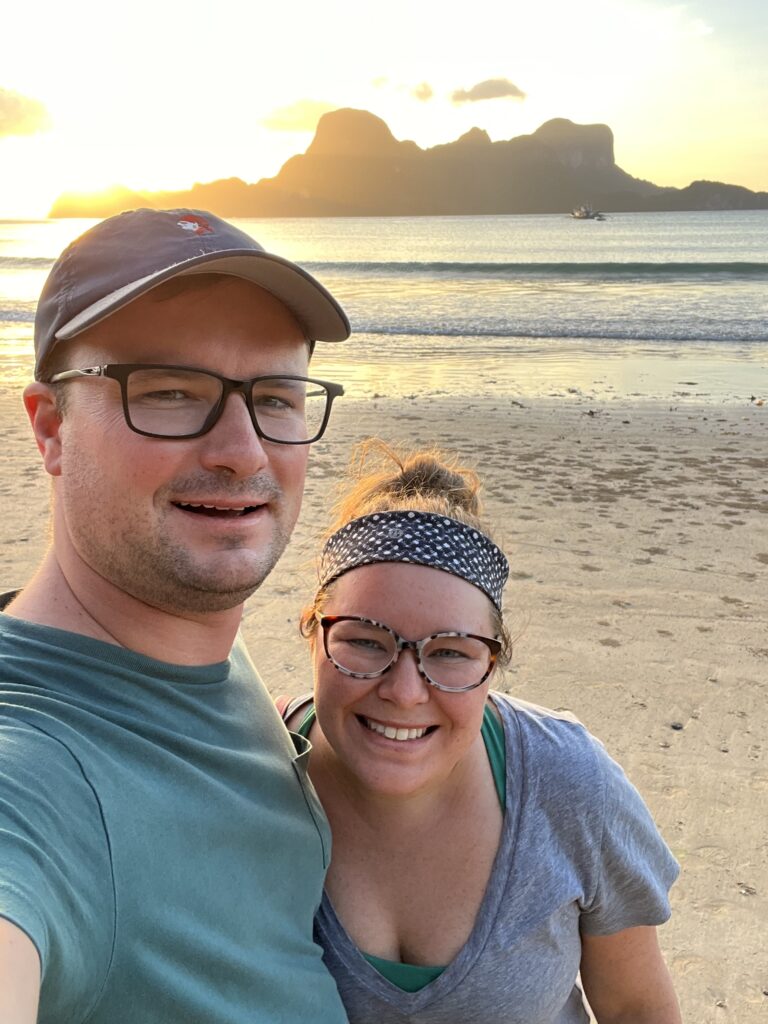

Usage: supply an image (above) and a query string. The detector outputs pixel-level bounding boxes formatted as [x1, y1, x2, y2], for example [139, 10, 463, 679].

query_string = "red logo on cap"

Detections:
[176, 215, 214, 236]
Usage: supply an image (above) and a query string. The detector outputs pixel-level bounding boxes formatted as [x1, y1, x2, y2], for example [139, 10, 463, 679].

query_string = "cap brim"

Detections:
[55, 249, 350, 343]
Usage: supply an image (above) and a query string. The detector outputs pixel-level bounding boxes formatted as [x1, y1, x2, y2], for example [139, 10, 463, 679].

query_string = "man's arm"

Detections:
[580, 925, 681, 1023]
[0, 720, 114, 1022]
[0, 918, 41, 1023]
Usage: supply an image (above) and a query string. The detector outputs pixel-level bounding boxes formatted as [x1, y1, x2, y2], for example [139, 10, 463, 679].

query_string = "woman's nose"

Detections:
[377, 647, 430, 705]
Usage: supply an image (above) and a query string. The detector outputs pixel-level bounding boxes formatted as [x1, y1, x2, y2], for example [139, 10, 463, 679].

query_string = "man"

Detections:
[0, 209, 351, 1022]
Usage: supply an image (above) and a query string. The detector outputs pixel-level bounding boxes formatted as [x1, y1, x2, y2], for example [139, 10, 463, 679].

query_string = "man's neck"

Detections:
[5, 550, 244, 666]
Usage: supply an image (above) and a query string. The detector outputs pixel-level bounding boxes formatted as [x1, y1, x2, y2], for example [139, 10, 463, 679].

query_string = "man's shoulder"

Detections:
[0, 612, 90, 706]
[0, 620, 106, 792]
[0, 712, 95, 787]
[0, 608, 74, 654]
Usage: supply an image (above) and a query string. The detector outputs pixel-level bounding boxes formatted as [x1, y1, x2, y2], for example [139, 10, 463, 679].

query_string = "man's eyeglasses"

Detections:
[48, 364, 344, 444]
[317, 615, 501, 693]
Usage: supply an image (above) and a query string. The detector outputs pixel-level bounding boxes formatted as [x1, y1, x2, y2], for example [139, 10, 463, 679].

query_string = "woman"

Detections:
[280, 441, 681, 1023]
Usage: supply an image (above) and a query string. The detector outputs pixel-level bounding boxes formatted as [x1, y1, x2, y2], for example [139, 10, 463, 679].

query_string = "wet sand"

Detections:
[2, 383, 767, 1022]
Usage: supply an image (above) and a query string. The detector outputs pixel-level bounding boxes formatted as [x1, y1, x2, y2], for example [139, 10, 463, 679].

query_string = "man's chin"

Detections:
[136, 578, 263, 616]
[119, 556, 277, 616]
[99, 533, 291, 615]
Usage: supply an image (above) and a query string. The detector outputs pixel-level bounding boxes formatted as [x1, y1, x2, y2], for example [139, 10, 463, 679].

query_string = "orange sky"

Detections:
[1, 0, 766, 217]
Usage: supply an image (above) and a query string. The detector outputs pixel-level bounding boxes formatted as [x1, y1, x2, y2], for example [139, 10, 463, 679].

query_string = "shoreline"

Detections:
[2, 386, 767, 1021]
[3, 334, 767, 403]
[312, 334, 768, 406]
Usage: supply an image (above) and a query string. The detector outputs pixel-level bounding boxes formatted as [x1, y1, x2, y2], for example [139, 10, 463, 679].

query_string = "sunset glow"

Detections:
[1, 0, 766, 218]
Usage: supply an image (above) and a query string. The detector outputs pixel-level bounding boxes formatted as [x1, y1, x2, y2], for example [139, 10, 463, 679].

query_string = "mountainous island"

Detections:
[50, 109, 768, 218]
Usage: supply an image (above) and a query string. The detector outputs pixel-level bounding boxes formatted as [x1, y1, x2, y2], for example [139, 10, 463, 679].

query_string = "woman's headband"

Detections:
[318, 510, 509, 611]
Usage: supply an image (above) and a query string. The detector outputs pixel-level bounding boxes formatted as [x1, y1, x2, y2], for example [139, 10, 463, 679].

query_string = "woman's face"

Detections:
[311, 562, 498, 799]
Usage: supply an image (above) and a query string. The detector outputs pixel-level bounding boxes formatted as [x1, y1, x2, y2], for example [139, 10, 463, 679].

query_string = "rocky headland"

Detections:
[50, 109, 768, 217]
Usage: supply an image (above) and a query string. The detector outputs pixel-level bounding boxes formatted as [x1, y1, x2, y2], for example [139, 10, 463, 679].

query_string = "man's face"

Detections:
[52, 277, 311, 614]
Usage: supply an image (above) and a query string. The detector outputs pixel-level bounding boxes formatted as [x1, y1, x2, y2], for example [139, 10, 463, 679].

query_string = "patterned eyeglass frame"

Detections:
[318, 614, 501, 693]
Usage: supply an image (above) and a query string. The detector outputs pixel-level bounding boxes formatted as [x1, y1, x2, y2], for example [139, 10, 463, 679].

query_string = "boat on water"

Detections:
[571, 204, 607, 220]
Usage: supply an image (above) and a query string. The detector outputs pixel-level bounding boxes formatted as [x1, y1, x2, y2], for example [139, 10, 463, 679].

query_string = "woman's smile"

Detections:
[357, 714, 436, 743]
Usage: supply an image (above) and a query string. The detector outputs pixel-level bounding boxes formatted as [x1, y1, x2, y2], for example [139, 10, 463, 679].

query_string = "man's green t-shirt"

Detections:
[0, 614, 347, 1023]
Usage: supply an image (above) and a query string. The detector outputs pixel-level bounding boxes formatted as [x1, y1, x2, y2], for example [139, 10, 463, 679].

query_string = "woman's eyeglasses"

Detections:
[317, 615, 500, 692]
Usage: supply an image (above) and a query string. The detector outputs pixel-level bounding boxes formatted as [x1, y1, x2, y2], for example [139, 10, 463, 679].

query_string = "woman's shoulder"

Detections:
[490, 692, 669, 848]
[275, 692, 314, 732]
[490, 691, 615, 803]
[490, 691, 592, 747]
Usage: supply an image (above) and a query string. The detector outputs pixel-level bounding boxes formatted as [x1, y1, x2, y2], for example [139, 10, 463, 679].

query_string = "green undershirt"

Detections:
[297, 701, 506, 992]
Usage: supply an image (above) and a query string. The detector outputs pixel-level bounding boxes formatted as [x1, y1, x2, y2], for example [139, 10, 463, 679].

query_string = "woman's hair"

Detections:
[301, 439, 512, 666]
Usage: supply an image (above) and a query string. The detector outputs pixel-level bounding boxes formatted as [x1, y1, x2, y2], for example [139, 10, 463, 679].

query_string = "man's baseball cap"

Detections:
[34, 208, 351, 378]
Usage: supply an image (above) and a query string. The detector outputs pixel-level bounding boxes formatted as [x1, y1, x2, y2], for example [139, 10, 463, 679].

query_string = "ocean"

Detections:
[1, 211, 766, 401]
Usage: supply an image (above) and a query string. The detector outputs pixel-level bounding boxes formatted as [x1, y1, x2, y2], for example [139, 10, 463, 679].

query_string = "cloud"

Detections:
[412, 82, 433, 102]
[260, 100, 337, 132]
[691, 17, 713, 36]
[0, 88, 51, 137]
[451, 78, 526, 104]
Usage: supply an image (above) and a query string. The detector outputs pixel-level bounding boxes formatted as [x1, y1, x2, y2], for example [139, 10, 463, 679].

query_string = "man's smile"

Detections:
[173, 501, 264, 518]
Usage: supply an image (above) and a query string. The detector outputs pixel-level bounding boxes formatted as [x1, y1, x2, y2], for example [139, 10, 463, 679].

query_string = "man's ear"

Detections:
[23, 383, 64, 477]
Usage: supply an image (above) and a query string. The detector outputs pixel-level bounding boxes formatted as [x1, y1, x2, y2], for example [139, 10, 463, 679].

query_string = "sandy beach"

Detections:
[2, 382, 766, 1022]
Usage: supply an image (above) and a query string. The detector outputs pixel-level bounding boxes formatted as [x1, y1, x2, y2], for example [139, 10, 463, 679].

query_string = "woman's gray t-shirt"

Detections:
[315, 693, 679, 1023]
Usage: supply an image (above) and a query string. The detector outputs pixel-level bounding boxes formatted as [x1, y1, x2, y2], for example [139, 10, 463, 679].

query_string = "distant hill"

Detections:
[49, 109, 768, 217]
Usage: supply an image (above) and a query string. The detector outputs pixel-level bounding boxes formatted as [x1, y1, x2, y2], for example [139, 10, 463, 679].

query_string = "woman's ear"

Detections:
[23, 383, 64, 477]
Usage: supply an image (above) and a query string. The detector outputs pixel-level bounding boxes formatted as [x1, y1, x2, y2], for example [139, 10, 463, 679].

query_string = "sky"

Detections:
[1, 0, 766, 218]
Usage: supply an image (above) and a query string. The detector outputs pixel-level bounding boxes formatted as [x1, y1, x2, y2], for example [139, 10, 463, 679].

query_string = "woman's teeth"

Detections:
[364, 718, 428, 742]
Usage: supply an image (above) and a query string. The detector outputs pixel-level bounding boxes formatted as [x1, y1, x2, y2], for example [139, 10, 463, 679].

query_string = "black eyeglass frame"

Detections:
[318, 614, 501, 693]
[47, 363, 345, 444]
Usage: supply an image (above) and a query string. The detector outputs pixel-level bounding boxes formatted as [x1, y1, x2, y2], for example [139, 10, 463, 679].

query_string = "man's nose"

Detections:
[197, 391, 270, 477]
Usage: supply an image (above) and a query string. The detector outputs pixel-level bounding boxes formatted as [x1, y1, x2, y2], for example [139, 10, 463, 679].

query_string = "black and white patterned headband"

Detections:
[319, 510, 509, 611]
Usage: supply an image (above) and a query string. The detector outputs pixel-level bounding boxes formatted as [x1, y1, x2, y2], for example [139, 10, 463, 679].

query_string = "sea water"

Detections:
[1, 211, 766, 401]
